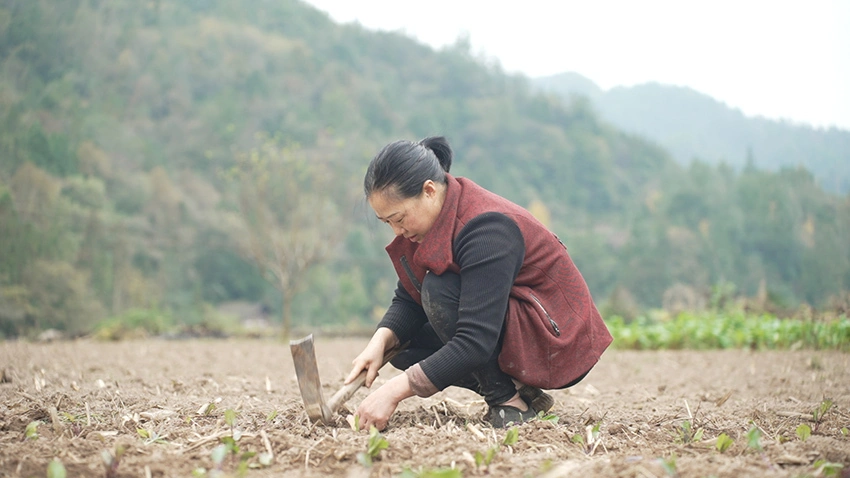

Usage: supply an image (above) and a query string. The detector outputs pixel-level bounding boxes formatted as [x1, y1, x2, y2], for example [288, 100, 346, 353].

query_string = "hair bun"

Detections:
[419, 136, 453, 173]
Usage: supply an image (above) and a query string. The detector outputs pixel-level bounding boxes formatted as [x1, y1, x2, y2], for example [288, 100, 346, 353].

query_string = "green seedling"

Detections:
[399, 467, 462, 478]
[25, 420, 40, 440]
[796, 424, 811, 442]
[211, 443, 227, 470]
[570, 433, 585, 447]
[356, 425, 389, 467]
[224, 409, 238, 428]
[842, 427, 848, 437]
[537, 411, 560, 423]
[675, 420, 704, 444]
[813, 399, 833, 432]
[502, 426, 519, 446]
[715, 433, 734, 453]
[746, 426, 762, 452]
[101, 445, 126, 478]
[137, 428, 167, 445]
[659, 452, 678, 477]
[265, 410, 278, 423]
[47, 458, 66, 478]
[473, 446, 499, 469]
[812, 459, 843, 477]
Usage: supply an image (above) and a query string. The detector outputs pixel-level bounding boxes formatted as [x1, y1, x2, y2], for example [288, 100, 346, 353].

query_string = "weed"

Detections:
[796, 424, 811, 442]
[842, 427, 848, 437]
[47, 458, 66, 478]
[357, 425, 389, 467]
[715, 433, 734, 453]
[265, 410, 277, 423]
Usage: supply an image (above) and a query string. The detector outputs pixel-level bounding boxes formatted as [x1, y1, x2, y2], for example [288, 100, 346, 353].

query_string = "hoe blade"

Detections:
[290, 334, 331, 424]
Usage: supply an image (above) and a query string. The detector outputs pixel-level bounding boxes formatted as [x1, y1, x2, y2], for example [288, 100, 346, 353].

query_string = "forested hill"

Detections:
[534, 72, 850, 194]
[1, 0, 848, 338]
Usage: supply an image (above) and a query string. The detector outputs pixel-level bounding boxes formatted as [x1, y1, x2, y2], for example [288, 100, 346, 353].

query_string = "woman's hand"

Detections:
[345, 327, 397, 388]
[355, 373, 413, 431]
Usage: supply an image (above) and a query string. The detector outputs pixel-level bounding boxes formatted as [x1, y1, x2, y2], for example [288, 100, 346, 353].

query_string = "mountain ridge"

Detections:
[534, 72, 850, 193]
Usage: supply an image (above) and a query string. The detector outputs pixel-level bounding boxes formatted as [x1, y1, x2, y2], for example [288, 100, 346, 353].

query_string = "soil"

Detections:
[1, 338, 848, 477]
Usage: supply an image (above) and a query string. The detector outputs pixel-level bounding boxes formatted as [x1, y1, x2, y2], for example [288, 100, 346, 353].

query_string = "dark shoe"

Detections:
[518, 385, 555, 413]
[487, 402, 537, 428]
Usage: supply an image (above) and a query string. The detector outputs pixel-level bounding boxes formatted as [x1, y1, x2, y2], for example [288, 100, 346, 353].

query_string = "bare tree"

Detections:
[232, 136, 340, 338]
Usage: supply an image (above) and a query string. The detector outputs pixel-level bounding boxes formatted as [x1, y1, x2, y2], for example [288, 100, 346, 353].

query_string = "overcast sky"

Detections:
[303, 0, 850, 131]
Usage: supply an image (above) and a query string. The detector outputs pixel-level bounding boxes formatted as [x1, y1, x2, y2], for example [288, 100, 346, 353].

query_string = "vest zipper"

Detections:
[400, 256, 422, 293]
[530, 293, 561, 336]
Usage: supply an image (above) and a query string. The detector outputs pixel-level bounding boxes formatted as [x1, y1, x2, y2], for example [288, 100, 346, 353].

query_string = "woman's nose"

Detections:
[390, 223, 405, 236]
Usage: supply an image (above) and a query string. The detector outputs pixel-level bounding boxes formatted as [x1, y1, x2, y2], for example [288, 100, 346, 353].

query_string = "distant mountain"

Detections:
[533, 72, 850, 193]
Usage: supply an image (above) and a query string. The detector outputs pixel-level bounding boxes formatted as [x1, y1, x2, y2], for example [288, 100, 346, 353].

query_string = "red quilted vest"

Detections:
[386, 174, 612, 388]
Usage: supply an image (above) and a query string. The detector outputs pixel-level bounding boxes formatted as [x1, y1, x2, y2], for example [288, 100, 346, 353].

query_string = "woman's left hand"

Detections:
[355, 372, 414, 431]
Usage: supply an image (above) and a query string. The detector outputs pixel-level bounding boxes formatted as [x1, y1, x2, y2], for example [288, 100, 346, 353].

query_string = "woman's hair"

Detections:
[363, 136, 453, 199]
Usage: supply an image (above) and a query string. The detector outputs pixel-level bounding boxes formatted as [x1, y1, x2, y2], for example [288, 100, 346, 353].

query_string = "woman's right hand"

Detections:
[344, 327, 397, 388]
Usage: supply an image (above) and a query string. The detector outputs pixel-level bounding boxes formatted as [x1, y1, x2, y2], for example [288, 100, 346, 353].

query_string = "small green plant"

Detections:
[101, 445, 126, 478]
[210, 443, 227, 472]
[473, 447, 499, 469]
[399, 467, 462, 478]
[473, 426, 519, 470]
[796, 423, 812, 442]
[812, 459, 843, 477]
[659, 452, 678, 477]
[25, 420, 40, 440]
[265, 410, 278, 423]
[502, 427, 518, 446]
[842, 427, 848, 437]
[746, 426, 762, 452]
[47, 458, 66, 478]
[674, 420, 704, 444]
[537, 411, 560, 423]
[356, 425, 389, 467]
[813, 399, 833, 432]
[137, 427, 168, 445]
[570, 423, 603, 455]
[715, 433, 734, 453]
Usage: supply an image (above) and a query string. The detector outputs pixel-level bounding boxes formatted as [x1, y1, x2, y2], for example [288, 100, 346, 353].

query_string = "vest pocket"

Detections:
[529, 292, 561, 337]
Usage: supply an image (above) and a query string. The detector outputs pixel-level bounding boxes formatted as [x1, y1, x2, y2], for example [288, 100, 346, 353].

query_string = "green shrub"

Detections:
[93, 308, 174, 340]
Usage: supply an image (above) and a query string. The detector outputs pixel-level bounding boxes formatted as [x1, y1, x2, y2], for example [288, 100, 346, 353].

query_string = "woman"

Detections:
[345, 136, 612, 430]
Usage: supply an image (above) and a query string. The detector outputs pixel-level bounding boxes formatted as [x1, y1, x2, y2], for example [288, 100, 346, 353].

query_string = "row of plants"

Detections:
[607, 310, 850, 351]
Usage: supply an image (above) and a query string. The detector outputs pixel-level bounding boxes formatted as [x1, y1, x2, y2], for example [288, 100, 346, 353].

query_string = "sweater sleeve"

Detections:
[376, 281, 428, 345]
[416, 212, 525, 391]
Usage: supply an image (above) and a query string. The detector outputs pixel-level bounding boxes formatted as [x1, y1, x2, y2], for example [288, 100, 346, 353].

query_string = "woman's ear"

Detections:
[422, 180, 437, 198]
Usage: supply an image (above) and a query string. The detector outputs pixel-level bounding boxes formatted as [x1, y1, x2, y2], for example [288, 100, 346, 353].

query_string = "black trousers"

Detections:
[389, 271, 517, 406]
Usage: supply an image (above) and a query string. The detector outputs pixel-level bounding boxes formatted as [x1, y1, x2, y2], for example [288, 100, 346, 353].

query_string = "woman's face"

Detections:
[369, 180, 444, 243]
